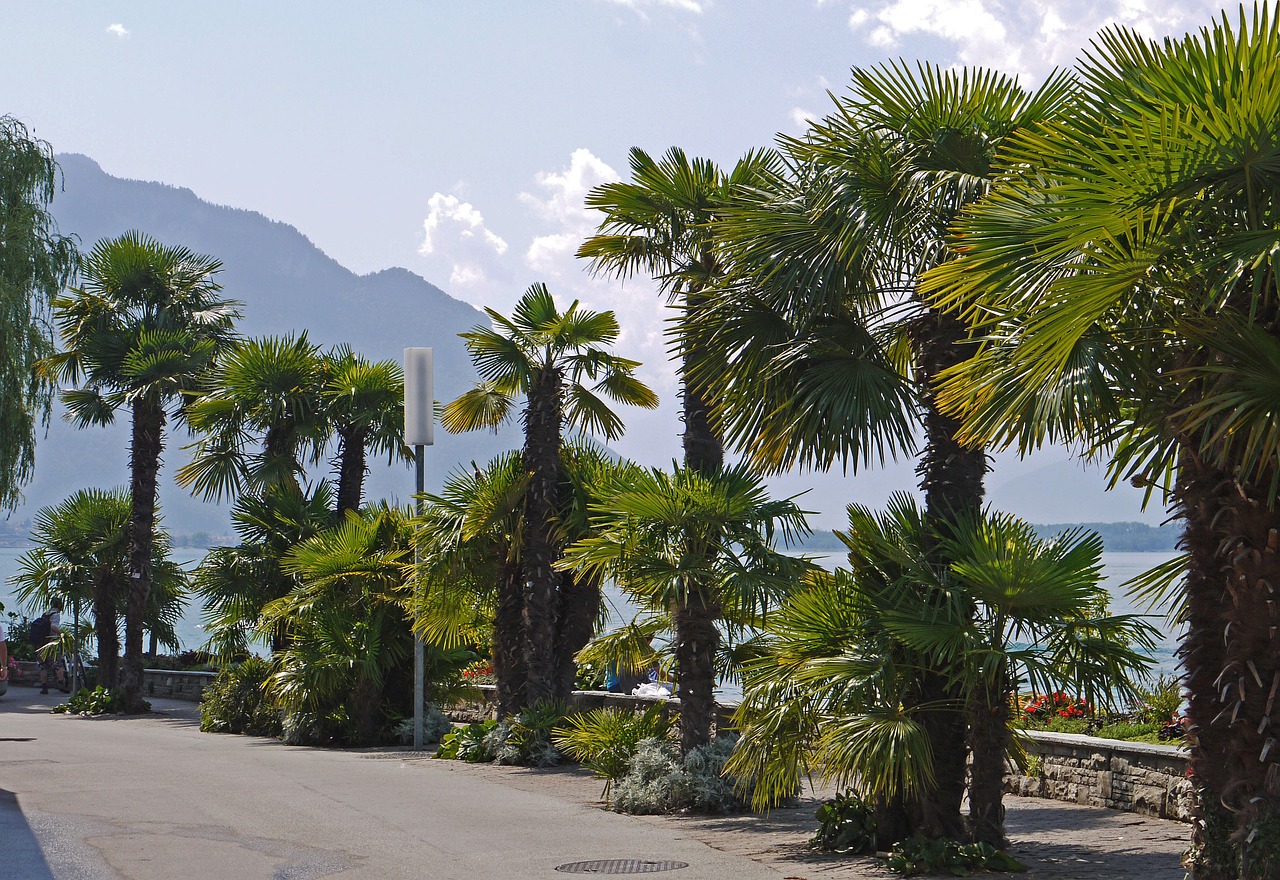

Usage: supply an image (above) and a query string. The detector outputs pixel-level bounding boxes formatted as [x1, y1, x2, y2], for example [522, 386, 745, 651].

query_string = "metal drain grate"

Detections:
[555, 859, 690, 874]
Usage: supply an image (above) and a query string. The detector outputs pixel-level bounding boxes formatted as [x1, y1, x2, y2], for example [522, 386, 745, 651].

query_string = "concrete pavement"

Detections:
[0, 686, 1191, 879]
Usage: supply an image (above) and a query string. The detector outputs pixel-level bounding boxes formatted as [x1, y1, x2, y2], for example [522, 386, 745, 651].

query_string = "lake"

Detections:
[0, 547, 1181, 683]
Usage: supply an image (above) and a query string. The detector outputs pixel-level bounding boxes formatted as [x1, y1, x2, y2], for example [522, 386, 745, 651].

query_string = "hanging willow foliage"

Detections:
[0, 116, 78, 510]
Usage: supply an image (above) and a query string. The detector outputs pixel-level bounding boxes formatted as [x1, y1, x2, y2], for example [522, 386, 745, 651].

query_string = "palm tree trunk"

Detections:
[674, 585, 722, 753]
[913, 306, 989, 842]
[335, 428, 367, 517]
[967, 674, 1011, 847]
[493, 557, 527, 718]
[93, 566, 119, 689]
[522, 367, 563, 706]
[1178, 445, 1280, 879]
[554, 571, 602, 702]
[121, 396, 165, 713]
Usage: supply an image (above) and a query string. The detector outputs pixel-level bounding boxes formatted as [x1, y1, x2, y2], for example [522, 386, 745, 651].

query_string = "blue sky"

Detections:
[4, 0, 1239, 525]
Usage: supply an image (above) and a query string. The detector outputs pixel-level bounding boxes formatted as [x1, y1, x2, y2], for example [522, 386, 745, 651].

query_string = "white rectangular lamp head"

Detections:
[404, 347, 434, 446]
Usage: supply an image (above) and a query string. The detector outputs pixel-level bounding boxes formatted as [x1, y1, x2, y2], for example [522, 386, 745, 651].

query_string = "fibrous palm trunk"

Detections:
[521, 367, 563, 706]
[554, 571, 602, 703]
[121, 396, 165, 714]
[92, 565, 119, 689]
[967, 672, 1012, 847]
[674, 585, 722, 753]
[1179, 444, 1280, 880]
[335, 427, 366, 517]
[914, 307, 988, 842]
[493, 557, 527, 718]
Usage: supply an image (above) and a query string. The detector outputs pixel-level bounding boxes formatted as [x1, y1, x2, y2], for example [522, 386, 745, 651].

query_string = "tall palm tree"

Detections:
[577, 147, 775, 474]
[441, 283, 657, 705]
[178, 333, 328, 503]
[40, 232, 239, 711]
[701, 62, 1074, 839]
[727, 497, 1156, 846]
[559, 463, 810, 752]
[924, 10, 1280, 875]
[322, 346, 411, 516]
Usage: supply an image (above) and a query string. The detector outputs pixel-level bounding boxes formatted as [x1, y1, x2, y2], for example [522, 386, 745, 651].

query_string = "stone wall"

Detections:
[457, 684, 734, 727]
[7, 660, 213, 703]
[1007, 730, 1192, 821]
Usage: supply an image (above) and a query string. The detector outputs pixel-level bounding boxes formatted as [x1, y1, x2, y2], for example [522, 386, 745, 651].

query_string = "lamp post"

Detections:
[404, 347, 434, 750]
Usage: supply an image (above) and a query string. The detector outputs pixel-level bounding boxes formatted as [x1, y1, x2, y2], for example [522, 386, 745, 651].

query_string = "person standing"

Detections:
[33, 598, 68, 695]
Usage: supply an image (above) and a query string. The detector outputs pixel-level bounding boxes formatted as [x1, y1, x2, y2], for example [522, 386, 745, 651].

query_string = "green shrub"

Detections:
[436, 720, 499, 761]
[199, 658, 282, 737]
[886, 837, 1026, 876]
[486, 701, 567, 767]
[1094, 721, 1163, 743]
[393, 705, 454, 746]
[51, 686, 135, 716]
[1134, 674, 1183, 725]
[811, 790, 877, 854]
[553, 706, 675, 799]
[612, 734, 745, 815]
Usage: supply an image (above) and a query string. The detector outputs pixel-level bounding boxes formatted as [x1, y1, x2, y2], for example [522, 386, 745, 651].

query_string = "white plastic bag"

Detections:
[632, 682, 672, 699]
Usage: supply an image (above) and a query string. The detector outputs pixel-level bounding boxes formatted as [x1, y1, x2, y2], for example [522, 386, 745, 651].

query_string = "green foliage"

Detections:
[199, 658, 282, 737]
[436, 720, 499, 762]
[1133, 674, 1182, 726]
[1023, 756, 1043, 779]
[611, 734, 745, 815]
[486, 701, 567, 767]
[51, 686, 133, 716]
[553, 706, 675, 799]
[1093, 722, 1162, 744]
[811, 790, 878, 854]
[2, 612, 37, 661]
[0, 116, 79, 512]
[393, 706, 454, 746]
[886, 837, 1026, 876]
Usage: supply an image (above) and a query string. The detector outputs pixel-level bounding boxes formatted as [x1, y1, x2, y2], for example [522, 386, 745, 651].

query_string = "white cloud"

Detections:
[417, 192, 508, 289]
[789, 106, 819, 132]
[106, 23, 130, 38]
[841, 0, 1226, 79]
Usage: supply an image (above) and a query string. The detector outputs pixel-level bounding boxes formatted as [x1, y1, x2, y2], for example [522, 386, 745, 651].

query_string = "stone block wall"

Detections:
[6, 661, 213, 702]
[1007, 730, 1192, 821]
[460, 684, 735, 727]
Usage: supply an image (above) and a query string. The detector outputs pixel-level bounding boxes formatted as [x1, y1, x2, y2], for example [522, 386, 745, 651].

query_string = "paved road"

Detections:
[0, 686, 1191, 879]
[0, 689, 778, 880]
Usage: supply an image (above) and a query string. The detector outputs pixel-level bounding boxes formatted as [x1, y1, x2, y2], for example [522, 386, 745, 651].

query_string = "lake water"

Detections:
[0, 547, 1181, 686]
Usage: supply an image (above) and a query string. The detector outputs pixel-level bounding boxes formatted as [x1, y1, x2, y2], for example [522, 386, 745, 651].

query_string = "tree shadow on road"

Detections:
[0, 789, 56, 880]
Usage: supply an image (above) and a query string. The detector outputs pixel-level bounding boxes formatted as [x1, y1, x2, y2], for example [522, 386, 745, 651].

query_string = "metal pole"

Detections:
[413, 444, 425, 750]
[72, 596, 81, 693]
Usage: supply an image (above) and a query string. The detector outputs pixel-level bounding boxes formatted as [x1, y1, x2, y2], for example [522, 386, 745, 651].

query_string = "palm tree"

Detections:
[728, 497, 1156, 846]
[578, 147, 775, 474]
[441, 283, 657, 706]
[40, 232, 239, 711]
[700, 62, 1073, 839]
[923, 11, 1280, 875]
[559, 463, 810, 753]
[322, 346, 411, 516]
[178, 333, 328, 503]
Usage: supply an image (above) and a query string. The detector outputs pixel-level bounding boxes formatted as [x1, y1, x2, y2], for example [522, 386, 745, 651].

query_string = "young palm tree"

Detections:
[322, 346, 411, 516]
[559, 463, 810, 752]
[578, 147, 776, 474]
[700, 62, 1074, 839]
[178, 333, 328, 503]
[728, 497, 1156, 847]
[924, 11, 1280, 875]
[40, 231, 239, 711]
[441, 283, 657, 706]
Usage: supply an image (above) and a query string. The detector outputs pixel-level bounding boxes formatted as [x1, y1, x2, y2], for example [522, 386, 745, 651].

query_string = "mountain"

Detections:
[11, 154, 519, 535]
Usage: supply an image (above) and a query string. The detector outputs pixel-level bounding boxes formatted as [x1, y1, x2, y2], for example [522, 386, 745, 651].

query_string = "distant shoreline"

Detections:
[791, 520, 1180, 554]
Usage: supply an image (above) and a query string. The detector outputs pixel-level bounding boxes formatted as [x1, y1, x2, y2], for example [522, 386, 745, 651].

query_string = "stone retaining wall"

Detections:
[1008, 730, 1192, 821]
[7, 660, 213, 702]
[458, 684, 735, 727]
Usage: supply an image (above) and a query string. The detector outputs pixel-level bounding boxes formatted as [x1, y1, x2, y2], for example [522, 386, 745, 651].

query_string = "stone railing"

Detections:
[455, 684, 735, 727]
[1007, 730, 1192, 821]
[7, 660, 214, 703]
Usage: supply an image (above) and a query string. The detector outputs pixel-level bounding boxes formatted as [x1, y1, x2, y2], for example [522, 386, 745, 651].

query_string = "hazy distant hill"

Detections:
[792, 521, 1179, 554]
[11, 154, 518, 535]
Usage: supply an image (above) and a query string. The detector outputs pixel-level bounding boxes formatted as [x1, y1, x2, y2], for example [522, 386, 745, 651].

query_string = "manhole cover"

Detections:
[555, 859, 689, 874]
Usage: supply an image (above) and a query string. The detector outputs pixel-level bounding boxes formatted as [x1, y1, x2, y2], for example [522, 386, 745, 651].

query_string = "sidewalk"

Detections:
[0, 688, 1189, 879]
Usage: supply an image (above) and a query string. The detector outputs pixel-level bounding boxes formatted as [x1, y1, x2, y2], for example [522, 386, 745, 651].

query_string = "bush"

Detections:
[146, 650, 214, 671]
[554, 706, 675, 800]
[611, 734, 745, 815]
[393, 705, 454, 746]
[1134, 674, 1183, 725]
[886, 837, 1026, 876]
[486, 701, 567, 767]
[51, 686, 135, 716]
[199, 658, 282, 737]
[811, 790, 878, 854]
[1094, 721, 1163, 743]
[436, 720, 499, 761]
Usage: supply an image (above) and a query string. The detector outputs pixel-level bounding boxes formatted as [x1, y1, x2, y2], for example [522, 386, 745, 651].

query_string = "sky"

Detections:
[2, 0, 1241, 528]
